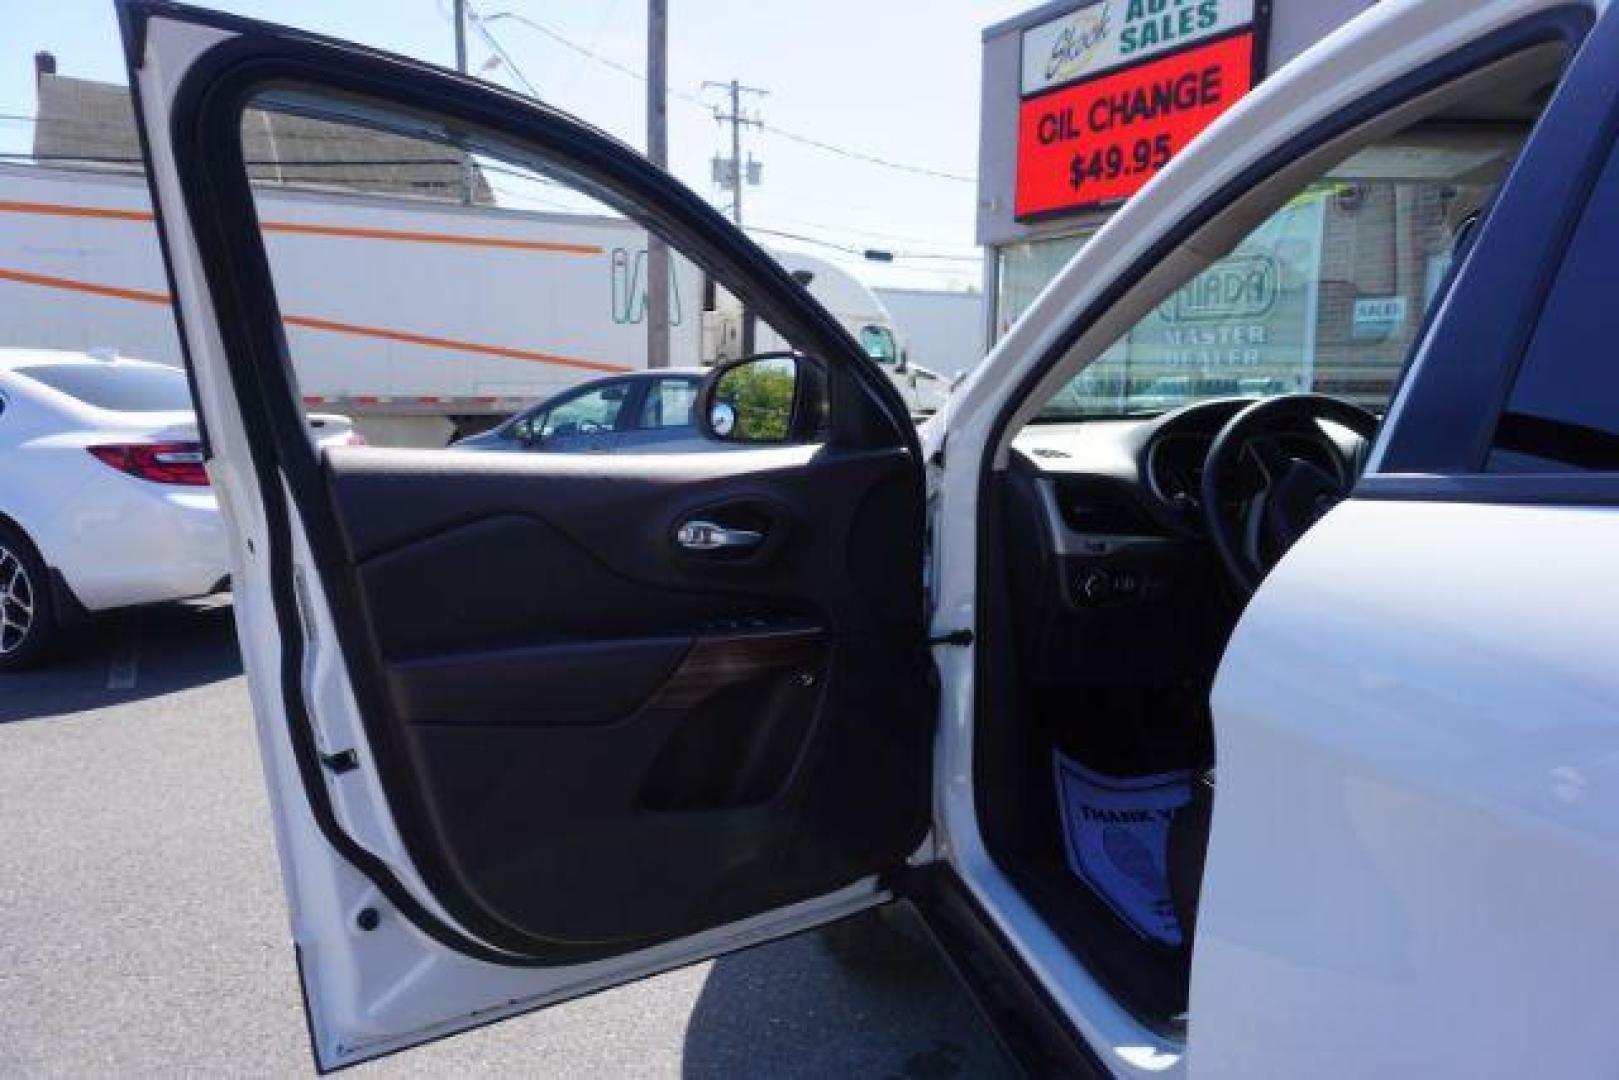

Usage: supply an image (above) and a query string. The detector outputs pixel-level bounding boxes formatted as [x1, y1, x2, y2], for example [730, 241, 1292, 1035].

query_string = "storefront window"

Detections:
[1034, 134, 1515, 419]
[996, 232, 1092, 340]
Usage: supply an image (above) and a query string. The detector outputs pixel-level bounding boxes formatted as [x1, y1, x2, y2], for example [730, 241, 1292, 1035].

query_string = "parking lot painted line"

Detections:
[106, 637, 140, 691]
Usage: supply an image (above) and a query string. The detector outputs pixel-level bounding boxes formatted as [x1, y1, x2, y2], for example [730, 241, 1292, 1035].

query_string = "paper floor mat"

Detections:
[1053, 754, 1191, 947]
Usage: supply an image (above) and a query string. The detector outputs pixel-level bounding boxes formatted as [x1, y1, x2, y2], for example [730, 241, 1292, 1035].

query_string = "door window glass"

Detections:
[1487, 138, 1619, 472]
[637, 378, 698, 429]
[859, 325, 899, 366]
[1033, 134, 1523, 420]
[236, 88, 817, 451]
[540, 384, 626, 439]
[18, 362, 194, 412]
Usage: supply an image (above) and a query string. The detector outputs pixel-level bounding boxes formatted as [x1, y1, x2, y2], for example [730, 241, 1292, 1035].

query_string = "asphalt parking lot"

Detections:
[0, 601, 1013, 1078]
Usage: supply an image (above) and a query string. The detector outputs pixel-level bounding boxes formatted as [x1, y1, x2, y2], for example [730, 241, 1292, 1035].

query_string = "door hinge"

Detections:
[928, 628, 974, 647]
[320, 748, 360, 774]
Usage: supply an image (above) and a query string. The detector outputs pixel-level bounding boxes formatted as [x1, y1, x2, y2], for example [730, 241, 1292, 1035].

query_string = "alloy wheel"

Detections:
[0, 544, 35, 656]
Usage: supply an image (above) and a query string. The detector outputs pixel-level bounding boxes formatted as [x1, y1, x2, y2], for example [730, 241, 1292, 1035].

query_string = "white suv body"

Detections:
[124, 1, 1619, 1076]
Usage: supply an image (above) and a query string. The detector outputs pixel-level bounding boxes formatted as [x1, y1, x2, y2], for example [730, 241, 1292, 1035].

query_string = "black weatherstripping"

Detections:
[127, 0, 930, 966]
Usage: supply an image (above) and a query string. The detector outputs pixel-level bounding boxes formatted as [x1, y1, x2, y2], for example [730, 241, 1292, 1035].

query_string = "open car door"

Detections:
[119, 2, 934, 1069]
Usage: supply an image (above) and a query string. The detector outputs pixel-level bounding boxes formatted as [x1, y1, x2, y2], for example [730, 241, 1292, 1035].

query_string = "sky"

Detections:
[0, 0, 1032, 290]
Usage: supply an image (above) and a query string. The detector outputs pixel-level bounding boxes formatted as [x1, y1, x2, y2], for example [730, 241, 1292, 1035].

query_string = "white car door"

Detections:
[1200, 4, 1619, 1077]
[120, 4, 933, 1070]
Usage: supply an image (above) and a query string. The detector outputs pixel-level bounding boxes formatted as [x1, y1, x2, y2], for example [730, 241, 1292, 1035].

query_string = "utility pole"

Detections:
[646, 0, 670, 368]
[453, 0, 474, 205]
[703, 79, 766, 225]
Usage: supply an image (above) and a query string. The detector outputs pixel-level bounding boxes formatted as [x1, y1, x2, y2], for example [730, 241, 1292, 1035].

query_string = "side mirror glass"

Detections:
[700, 354, 803, 444]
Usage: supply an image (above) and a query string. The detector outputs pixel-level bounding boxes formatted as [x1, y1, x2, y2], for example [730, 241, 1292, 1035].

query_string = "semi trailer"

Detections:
[0, 162, 947, 446]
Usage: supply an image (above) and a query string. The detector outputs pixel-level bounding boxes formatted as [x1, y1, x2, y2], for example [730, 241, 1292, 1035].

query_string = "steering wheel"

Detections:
[1200, 394, 1378, 594]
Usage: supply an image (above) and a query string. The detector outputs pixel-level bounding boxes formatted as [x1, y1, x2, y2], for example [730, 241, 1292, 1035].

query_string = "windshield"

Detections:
[19, 363, 195, 412]
[859, 325, 899, 366]
[1037, 133, 1521, 420]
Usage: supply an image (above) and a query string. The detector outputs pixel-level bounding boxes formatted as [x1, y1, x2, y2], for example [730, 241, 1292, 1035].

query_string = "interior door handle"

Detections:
[675, 520, 764, 552]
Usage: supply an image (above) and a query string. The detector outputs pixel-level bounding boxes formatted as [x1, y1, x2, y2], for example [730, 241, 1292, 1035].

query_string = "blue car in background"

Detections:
[450, 369, 709, 454]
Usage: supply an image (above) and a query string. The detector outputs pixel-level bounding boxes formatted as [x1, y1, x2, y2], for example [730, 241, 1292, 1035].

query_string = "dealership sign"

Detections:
[1016, 0, 1269, 220]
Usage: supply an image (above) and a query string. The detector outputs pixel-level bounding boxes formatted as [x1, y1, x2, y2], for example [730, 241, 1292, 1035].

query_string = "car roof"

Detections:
[553, 369, 705, 393]
[614, 368, 707, 380]
[0, 347, 178, 375]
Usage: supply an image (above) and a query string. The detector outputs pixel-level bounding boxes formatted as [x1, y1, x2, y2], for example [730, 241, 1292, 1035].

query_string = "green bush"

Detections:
[717, 361, 796, 441]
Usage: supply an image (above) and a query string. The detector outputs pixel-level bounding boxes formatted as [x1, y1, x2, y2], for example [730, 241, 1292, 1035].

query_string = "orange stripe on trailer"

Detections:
[0, 199, 154, 223]
[259, 220, 602, 255]
[282, 314, 632, 375]
[0, 265, 628, 376]
[0, 266, 171, 305]
[0, 199, 603, 254]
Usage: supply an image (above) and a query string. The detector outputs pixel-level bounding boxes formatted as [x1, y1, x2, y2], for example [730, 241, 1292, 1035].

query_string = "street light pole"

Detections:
[646, 0, 670, 368]
[453, 0, 474, 205]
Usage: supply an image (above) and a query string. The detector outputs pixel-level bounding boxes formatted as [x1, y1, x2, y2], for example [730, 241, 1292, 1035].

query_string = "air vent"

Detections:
[1053, 479, 1152, 536]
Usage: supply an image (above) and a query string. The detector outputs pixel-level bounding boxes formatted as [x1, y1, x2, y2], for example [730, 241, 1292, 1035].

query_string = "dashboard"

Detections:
[1002, 398, 1369, 688]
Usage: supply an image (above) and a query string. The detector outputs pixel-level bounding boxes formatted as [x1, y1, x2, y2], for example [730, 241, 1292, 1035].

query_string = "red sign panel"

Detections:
[1015, 32, 1255, 220]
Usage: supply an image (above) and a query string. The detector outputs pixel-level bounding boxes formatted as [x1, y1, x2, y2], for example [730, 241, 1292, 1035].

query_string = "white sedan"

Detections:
[0, 349, 357, 668]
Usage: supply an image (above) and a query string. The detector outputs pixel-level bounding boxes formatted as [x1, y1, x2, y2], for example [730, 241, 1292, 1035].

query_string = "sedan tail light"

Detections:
[87, 441, 209, 486]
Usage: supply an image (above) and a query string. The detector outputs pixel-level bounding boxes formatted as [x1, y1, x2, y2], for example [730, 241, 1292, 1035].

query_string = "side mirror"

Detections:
[698, 353, 820, 444]
[896, 347, 910, 374]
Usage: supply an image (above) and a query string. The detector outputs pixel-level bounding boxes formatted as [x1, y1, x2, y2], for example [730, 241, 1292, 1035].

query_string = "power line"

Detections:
[752, 210, 978, 254]
[459, 1, 540, 98]
[483, 10, 650, 86]
[748, 226, 980, 265]
[765, 184, 970, 223]
[756, 123, 972, 183]
[476, 10, 973, 184]
[562, 0, 625, 99]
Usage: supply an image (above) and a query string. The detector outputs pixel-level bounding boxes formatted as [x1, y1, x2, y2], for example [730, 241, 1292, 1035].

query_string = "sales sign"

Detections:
[1015, 0, 1268, 220]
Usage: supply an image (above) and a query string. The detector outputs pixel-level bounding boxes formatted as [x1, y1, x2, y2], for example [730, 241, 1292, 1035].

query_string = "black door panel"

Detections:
[129, 3, 932, 969]
[319, 443, 931, 953]
[388, 635, 692, 728]
[329, 444, 922, 643]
